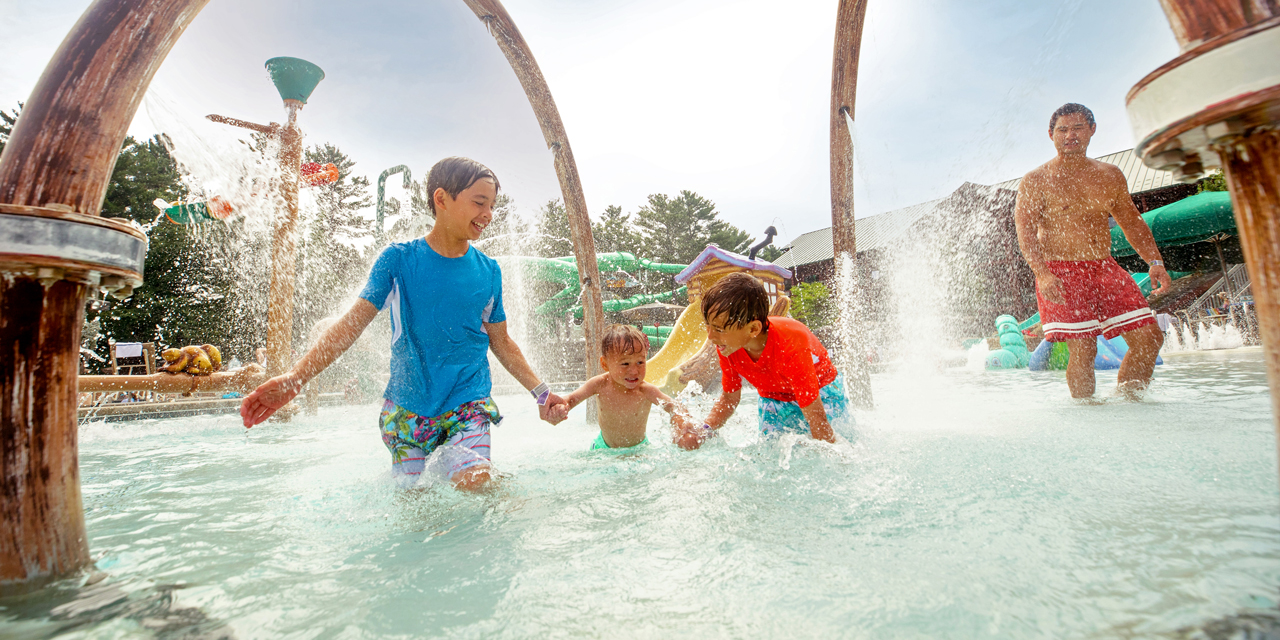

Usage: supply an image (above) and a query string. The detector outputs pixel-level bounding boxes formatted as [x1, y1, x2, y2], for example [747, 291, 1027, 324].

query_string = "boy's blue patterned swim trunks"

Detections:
[379, 397, 502, 478]
[756, 373, 852, 437]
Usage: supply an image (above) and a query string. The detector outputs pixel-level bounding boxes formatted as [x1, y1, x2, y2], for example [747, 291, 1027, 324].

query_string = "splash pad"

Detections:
[0, 0, 1278, 636]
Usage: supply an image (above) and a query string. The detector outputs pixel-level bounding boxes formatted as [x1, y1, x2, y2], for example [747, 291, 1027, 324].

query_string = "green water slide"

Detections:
[497, 253, 688, 317]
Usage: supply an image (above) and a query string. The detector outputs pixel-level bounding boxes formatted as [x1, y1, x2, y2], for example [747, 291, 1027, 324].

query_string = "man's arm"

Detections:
[1107, 167, 1171, 295]
[240, 298, 379, 427]
[1014, 175, 1065, 304]
[484, 320, 568, 423]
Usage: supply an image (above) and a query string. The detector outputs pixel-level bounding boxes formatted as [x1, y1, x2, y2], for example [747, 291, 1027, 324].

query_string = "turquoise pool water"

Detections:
[4, 348, 1279, 638]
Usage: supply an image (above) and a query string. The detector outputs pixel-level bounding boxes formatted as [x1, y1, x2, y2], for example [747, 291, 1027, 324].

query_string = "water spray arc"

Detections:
[1125, 2, 1280, 469]
[829, 0, 874, 409]
[376, 164, 412, 245]
[205, 56, 325, 381]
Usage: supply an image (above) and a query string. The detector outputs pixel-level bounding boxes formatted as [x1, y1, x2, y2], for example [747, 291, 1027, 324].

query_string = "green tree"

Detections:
[1198, 170, 1228, 193]
[476, 194, 528, 256]
[0, 101, 20, 156]
[533, 198, 574, 258]
[633, 190, 752, 264]
[295, 143, 374, 344]
[790, 281, 833, 327]
[96, 136, 254, 362]
[592, 204, 640, 255]
[756, 245, 785, 262]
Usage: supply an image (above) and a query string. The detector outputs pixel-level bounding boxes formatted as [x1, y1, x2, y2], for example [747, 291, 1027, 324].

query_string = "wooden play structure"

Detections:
[643, 245, 793, 396]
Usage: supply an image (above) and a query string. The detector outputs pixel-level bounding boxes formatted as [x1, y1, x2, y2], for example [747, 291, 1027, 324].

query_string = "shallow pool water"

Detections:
[4, 348, 1280, 638]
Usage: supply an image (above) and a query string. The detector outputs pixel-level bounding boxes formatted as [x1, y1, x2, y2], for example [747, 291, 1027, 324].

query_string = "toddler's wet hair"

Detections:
[601, 324, 650, 357]
[701, 272, 770, 330]
[424, 157, 500, 216]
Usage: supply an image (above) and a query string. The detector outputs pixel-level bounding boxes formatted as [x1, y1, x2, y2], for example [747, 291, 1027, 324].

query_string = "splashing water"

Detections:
[8, 348, 1277, 637]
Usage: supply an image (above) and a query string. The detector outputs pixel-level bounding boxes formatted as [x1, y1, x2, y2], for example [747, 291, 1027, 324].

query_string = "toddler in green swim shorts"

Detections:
[552, 325, 695, 450]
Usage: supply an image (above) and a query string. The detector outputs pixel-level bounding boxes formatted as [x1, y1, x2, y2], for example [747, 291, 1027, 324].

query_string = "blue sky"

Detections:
[1, 0, 1179, 248]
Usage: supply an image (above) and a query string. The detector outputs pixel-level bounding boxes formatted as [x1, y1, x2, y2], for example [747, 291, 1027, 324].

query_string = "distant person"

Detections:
[255, 347, 267, 366]
[1014, 103, 1170, 399]
[551, 324, 694, 450]
[239, 157, 569, 490]
[675, 273, 850, 449]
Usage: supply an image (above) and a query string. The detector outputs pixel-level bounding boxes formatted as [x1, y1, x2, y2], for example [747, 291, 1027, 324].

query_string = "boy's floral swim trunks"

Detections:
[378, 397, 502, 478]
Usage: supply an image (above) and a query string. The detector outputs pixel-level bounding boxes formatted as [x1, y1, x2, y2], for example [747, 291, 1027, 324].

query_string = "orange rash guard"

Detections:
[717, 316, 838, 407]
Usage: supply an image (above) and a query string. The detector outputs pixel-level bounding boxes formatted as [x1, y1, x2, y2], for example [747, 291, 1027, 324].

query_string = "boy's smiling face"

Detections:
[705, 312, 762, 357]
[434, 177, 496, 241]
[600, 349, 646, 391]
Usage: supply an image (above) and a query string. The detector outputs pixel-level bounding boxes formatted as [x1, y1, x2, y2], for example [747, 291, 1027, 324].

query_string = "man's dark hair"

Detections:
[701, 272, 770, 331]
[424, 156, 500, 216]
[1049, 103, 1095, 131]
[601, 324, 650, 357]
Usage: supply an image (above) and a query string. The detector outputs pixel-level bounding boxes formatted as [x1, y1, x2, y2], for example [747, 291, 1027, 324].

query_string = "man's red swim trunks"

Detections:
[1036, 258, 1155, 342]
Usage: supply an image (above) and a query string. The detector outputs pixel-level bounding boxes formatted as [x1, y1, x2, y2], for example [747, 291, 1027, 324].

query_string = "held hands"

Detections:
[539, 392, 569, 424]
[240, 372, 303, 428]
[672, 414, 710, 451]
[1149, 264, 1172, 296]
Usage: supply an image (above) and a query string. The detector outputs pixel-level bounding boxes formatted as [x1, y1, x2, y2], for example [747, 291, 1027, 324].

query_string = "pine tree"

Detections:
[0, 102, 21, 156]
[294, 143, 374, 344]
[592, 205, 639, 255]
[95, 136, 253, 364]
[533, 199, 574, 258]
[634, 190, 753, 264]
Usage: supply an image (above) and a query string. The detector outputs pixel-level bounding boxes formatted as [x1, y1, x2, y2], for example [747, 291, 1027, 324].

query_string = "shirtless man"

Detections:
[1014, 103, 1171, 399]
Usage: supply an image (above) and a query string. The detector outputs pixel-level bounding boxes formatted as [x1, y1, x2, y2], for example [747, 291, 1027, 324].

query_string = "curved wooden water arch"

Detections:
[0, 0, 604, 584]
[829, 0, 874, 409]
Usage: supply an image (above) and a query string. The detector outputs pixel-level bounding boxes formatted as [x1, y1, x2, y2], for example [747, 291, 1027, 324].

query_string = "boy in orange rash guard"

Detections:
[675, 273, 851, 450]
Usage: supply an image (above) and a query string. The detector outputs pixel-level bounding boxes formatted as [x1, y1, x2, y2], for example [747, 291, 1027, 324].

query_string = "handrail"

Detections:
[1182, 263, 1251, 323]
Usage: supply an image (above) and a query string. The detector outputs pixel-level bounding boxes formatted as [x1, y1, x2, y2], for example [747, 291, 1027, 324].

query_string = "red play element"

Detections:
[300, 162, 339, 186]
[207, 195, 235, 220]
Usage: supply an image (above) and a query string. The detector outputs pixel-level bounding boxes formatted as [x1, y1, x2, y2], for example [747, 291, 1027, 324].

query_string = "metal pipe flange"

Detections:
[0, 203, 147, 293]
[1126, 18, 1280, 181]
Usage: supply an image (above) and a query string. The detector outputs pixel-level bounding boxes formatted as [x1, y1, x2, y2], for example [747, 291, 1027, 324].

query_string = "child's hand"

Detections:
[672, 417, 710, 450]
[539, 392, 569, 425]
[240, 373, 303, 427]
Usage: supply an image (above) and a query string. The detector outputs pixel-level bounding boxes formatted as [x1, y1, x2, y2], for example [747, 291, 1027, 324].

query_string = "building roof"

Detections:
[991, 148, 1178, 194]
[675, 245, 793, 283]
[777, 149, 1178, 270]
[774, 198, 946, 270]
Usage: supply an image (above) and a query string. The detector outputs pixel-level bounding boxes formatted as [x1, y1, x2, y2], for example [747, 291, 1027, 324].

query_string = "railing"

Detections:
[1180, 264, 1251, 324]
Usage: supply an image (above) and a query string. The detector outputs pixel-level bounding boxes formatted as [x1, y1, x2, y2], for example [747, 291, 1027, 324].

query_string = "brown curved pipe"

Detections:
[829, 0, 873, 409]
[461, 0, 608, 395]
[0, 0, 210, 585]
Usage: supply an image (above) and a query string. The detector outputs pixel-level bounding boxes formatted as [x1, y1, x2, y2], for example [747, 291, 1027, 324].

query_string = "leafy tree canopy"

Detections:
[633, 190, 752, 265]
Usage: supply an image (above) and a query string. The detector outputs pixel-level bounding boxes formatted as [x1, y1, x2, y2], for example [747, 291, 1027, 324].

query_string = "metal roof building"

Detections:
[774, 199, 945, 270]
[990, 148, 1178, 194]
[777, 148, 1181, 270]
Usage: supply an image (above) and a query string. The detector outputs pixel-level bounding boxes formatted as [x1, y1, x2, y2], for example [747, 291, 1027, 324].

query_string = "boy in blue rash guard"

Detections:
[240, 157, 569, 491]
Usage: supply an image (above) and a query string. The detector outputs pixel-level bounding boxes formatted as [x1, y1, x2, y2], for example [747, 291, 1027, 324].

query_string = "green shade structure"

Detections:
[1111, 191, 1236, 257]
[265, 57, 325, 104]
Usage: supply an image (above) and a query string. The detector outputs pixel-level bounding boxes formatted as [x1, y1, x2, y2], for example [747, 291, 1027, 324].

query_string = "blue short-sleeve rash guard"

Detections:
[359, 239, 506, 418]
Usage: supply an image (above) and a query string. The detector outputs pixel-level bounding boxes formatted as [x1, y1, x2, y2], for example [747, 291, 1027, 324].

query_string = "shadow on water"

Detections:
[0, 574, 236, 639]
